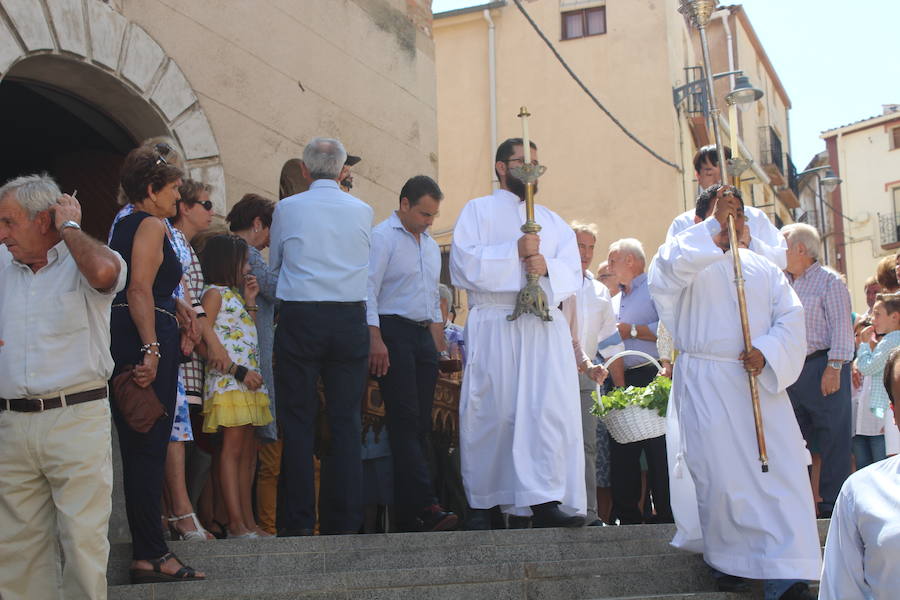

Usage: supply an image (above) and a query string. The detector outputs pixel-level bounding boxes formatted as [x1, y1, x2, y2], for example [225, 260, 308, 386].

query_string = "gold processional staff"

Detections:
[679, 0, 769, 473]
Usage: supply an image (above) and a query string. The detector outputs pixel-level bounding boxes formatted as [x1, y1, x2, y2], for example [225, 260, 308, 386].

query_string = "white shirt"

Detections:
[0, 244, 10, 267]
[270, 179, 373, 302]
[666, 205, 788, 270]
[0, 241, 126, 398]
[820, 454, 900, 600]
[575, 271, 624, 362]
[366, 211, 442, 327]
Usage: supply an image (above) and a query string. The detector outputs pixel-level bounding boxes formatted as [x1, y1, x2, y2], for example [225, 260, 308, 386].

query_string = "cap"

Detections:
[345, 154, 361, 166]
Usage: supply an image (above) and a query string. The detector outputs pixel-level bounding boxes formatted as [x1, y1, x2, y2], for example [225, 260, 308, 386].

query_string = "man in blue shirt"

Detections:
[607, 237, 672, 525]
[367, 175, 457, 532]
[270, 137, 373, 536]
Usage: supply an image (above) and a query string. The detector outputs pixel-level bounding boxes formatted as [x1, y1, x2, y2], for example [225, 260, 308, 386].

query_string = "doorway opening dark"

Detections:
[0, 78, 136, 240]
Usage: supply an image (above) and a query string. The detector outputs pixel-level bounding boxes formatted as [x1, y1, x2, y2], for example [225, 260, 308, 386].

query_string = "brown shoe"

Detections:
[418, 504, 459, 532]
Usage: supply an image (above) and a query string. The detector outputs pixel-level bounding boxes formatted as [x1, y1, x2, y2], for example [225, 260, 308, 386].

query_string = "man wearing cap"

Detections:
[340, 154, 361, 192]
[0, 174, 126, 599]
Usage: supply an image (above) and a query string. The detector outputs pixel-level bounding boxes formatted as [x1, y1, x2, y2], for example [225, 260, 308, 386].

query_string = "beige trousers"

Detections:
[0, 398, 113, 600]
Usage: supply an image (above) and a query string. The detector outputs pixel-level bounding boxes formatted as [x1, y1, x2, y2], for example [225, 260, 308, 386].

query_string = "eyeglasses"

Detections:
[182, 199, 213, 211]
[504, 157, 537, 166]
[154, 143, 173, 167]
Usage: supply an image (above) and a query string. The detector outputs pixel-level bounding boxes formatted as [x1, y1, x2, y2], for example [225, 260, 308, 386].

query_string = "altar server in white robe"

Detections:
[820, 351, 900, 600]
[649, 187, 821, 600]
[450, 137, 586, 529]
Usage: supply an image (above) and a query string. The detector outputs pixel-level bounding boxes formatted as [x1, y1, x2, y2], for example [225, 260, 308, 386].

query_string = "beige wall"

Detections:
[434, 1, 698, 270]
[827, 115, 900, 312]
[121, 0, 438, 222]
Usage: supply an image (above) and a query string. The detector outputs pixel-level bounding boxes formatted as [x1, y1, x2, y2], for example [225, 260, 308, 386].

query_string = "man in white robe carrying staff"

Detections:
[649, 186, 821, 600]
[450, 137, 589, 529]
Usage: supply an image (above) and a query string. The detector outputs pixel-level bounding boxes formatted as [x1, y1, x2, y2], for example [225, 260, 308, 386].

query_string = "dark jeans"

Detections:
[275, 302, 368, 534]
[609, 363, 673, 524]
[377, 316, 439, 523]
[109, 308, 179, 561]
[787, 356, 851, 512]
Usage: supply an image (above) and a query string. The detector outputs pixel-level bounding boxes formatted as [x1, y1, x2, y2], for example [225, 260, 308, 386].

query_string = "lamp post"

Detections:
[798, 165, 843, 266]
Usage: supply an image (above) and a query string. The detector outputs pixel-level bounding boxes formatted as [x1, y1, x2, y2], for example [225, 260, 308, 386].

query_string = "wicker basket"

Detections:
[599, 350, 667, 444]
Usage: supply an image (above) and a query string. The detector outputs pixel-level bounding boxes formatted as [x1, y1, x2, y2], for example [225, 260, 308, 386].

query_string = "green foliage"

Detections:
[590, 376, 671, 418]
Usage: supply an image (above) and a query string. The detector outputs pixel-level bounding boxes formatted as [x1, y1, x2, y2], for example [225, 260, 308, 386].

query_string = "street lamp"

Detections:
[797, 165, 843, 265]
[725, 75, 764, 110]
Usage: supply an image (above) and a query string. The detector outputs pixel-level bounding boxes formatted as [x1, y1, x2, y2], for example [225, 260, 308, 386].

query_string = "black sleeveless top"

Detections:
[109, 211, 181, 312]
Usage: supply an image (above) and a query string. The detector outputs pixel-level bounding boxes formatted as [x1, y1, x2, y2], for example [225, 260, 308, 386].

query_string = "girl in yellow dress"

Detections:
[199, 235, 273, 539]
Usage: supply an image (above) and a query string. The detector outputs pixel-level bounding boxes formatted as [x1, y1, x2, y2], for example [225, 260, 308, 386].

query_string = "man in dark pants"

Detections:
[368, 175, 457, 532]
[782, 223, 853, 518]
[270, 137, 373, 535]
[607, 237, 672, 525]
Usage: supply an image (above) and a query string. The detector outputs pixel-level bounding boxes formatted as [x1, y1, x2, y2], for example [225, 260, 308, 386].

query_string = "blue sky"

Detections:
[431, 0, 900, 169]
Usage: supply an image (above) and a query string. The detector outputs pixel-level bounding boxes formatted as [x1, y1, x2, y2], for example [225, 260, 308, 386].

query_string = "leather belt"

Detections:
[0, 386, 108, 413]
[805, 348, 829, 362]
[381, 314, 432, 328]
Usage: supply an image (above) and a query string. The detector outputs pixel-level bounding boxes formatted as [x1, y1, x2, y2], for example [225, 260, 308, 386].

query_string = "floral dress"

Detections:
[201, 285, 273, 432]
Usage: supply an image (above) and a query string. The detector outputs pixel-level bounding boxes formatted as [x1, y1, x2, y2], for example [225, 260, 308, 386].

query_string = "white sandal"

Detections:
[167, 512, 210, 542]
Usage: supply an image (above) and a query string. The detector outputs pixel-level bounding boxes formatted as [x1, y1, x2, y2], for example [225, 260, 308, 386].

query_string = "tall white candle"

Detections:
[520, 106, 530, 164]
[728, 102, 739, 160]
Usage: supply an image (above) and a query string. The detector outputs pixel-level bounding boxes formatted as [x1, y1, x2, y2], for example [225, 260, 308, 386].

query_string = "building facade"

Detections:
[0, 0, 438, 239]
[433, 1, 797, 272]
[822, 105, 900, 312]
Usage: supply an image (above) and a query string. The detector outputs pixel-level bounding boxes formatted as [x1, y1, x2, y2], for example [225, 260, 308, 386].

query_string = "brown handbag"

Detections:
[111, 365, 167, 433]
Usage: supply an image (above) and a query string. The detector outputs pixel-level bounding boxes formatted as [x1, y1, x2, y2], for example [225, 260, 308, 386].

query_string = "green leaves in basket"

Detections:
[590, 375, 671, 418]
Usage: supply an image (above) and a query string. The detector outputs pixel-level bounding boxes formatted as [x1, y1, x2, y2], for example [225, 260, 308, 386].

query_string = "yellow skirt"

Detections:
[203, 390, 273, 432]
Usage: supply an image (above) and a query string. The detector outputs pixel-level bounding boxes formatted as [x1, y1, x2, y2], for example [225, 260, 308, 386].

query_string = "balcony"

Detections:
[775, 154, 800, 208]
[878, 212, 900, 248]
[758, 126, 785, 186]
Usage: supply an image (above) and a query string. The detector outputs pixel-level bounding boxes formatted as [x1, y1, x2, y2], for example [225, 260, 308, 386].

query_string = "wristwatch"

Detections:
[630, 324, 638, 338]
[827, 360, 843, 370]
[59, 220, 81, 232]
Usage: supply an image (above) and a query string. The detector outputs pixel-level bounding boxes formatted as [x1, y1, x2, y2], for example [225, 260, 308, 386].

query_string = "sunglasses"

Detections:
[183, 199, 213, 211]
[154, 143, 173, 167]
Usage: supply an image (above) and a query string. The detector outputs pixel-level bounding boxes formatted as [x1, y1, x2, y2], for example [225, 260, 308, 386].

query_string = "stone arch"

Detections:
[0, 0, 226, 213]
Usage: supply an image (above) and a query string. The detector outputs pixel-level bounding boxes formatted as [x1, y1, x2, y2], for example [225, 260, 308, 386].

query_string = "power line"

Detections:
[511, 0, 682, 172]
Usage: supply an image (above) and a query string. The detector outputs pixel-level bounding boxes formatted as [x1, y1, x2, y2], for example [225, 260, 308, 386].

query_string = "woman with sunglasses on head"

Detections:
[225, 193, 280, 534]
[109, 144, 205, 584]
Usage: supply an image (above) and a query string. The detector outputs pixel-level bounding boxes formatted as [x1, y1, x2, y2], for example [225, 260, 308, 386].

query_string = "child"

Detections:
[199, 234, 273, 539]
[855, 293, 900, 468]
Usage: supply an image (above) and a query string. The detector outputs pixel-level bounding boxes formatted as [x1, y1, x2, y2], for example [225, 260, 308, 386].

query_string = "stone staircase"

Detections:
[106, 520, 828, 599]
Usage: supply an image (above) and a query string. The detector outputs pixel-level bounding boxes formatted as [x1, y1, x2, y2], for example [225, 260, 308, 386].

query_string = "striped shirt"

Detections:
[787, 261, 854, 362]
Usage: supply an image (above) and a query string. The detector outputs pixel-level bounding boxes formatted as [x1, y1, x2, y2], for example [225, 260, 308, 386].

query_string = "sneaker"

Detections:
[417, 504, 458, 532]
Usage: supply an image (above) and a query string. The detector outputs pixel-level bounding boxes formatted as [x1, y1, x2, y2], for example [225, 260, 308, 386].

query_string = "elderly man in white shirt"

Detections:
[270, 137, 374, 536]
[0, 174, 125, 600]
[569, 221, 624, 526]
[367, 175, 457, 532]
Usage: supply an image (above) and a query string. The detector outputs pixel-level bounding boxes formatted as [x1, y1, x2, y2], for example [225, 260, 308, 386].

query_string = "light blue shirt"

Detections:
[366, 211, 442, 327]
[611, 272, 660, 368]
[270, 179, 373, 302]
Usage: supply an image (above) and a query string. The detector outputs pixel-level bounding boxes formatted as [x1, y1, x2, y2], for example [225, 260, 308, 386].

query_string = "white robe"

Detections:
[666, 206, 788, 270]
[648, 218, 822, 581]
[820, 454, 900, 599]
[450, 189, 585, 517]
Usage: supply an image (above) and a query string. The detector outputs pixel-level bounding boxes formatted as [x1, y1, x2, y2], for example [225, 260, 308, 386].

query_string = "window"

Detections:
[562, 6, 606, 40]
[891, 126, 900, 150]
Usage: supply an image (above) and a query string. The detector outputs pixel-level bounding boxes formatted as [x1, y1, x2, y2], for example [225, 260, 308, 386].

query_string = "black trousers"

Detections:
[109, 309, 179, 560]
[377, 316, 439, 524]
[787, 355, 851, 512]
[609, 363, 673, 525]
[275, 302, 368, 534]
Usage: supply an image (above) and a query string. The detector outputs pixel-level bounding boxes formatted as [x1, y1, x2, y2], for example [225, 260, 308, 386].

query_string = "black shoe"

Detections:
[715, 574, 751, 593]
[277, 528, 314, 537]
[465, 508, 492, 530]
[417, 504, 459, 532]
[507, 515, 532, 529]
[530, 502, 584, 528]
[587, 519, 606, 527]
[779, 582, 815, 600]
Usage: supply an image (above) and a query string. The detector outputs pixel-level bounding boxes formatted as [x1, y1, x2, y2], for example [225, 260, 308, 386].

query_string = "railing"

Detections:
[785, 154, 799, 197]
[759, 126, 784, 176]
[681, 66, 707, 115]
[878, 212, 900, 246]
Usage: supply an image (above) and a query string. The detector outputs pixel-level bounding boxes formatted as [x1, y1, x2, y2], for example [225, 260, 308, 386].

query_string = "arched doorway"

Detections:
[0, 0, 227, 237]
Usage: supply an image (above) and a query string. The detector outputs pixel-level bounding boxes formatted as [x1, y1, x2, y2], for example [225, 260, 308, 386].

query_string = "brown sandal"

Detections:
[129, 551, 206, 584]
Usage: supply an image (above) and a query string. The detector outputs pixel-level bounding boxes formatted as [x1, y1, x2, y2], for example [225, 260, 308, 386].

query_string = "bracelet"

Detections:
[196, 311, 207, 318]
[142, 348, 162, 358]
[246, 305, 259, 312]
[234, 365, 249, 382]
[227, 362, 236, 375]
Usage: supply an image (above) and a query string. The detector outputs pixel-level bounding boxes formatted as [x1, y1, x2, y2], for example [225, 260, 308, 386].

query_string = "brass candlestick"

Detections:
[679, 0, 769, 473]
[508, 107, 550, 322]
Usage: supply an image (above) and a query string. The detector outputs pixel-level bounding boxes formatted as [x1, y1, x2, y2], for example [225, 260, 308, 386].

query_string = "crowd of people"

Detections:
[0, 136, 897, 600]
